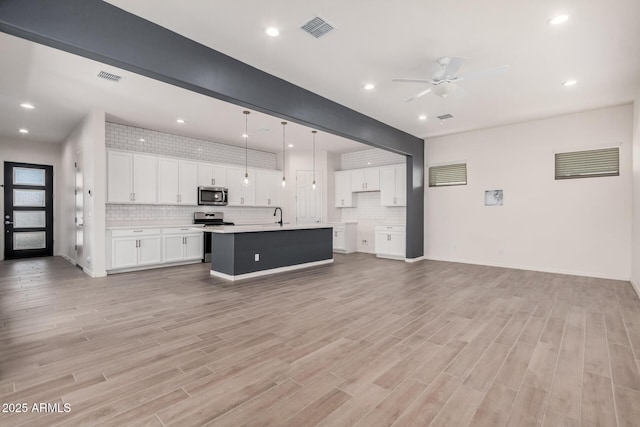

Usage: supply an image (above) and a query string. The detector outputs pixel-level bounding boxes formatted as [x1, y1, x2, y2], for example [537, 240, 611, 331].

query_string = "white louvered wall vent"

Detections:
[436, 113, 454, 121]
[97, 71, 122, 82]
[301, 16, 334, 38]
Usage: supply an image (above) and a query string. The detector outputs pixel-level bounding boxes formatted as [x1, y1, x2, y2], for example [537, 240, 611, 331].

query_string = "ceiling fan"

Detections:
[392, 57, 509, 102]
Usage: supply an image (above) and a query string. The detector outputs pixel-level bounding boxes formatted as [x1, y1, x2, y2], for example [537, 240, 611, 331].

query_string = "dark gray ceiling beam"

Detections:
[0, 0, 424, 258]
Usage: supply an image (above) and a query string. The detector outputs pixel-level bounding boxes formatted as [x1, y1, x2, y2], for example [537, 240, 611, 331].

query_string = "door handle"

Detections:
[5, 221, 13, 225]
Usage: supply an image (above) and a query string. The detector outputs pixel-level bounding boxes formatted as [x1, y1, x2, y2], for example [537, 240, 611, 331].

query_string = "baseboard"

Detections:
[210, 259, 334, 281]
[405, 256, 425, 263]
[106, 260, 202, 275]
[631, 278, 640, 299]
[61, 254, 77, 266]
[424, 255, 630, 281]
[83, 267, 107, 278]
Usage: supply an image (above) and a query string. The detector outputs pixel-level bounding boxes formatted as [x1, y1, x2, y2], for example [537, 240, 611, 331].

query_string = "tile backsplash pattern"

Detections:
[106, 122, 276, 169]
[340, 192, 406, 224]
[341, 148, 405, 170]
[340, 149, 406, 234]
[106, 122, 277, 223]
[106, 205, 276, 225]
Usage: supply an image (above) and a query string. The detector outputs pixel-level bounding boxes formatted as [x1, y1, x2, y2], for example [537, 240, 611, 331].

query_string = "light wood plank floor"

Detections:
[1, 254, 639, 426]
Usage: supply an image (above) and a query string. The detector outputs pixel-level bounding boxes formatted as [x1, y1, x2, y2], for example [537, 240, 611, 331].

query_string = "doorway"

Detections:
[296, 170, 322, 224]
[3, 162, 54, 259]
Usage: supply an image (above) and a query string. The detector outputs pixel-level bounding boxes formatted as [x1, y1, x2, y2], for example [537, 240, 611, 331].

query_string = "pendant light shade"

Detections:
[281, 122, 287, 187]
[243, 111, 250, 184]
[311, 130, 317, 190]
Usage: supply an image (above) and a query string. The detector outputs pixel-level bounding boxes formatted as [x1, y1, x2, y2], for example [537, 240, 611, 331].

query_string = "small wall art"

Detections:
[484, 190, 503, 206]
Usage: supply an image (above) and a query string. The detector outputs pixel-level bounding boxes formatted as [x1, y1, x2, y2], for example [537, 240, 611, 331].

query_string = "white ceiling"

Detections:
[1, 0, 639, 153]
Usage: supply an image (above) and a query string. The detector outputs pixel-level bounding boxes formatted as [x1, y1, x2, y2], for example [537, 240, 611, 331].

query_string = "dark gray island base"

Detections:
[207, 225, 333, 281]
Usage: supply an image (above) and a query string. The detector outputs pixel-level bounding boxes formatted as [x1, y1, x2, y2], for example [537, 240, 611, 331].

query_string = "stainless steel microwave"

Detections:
[198, 186, 228, 206]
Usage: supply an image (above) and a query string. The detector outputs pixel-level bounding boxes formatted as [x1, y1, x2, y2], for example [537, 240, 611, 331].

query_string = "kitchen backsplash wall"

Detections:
[341, 148, 405, 170]
[105, 122, 278, 223]
[339, 149, 406, 253]
[106, 205, 276, 224]
[106, 122, 277, 169]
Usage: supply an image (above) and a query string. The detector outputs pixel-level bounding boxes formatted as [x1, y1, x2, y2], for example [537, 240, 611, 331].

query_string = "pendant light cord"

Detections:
[312, 130, 317, 185]
[282, 122, 287, 182]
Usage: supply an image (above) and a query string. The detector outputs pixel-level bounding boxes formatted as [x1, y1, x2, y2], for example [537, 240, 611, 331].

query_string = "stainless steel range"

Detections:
[194, 212, 234, 262]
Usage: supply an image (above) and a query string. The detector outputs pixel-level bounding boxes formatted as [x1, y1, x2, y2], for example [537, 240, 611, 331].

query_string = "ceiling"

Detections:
[1, 0, 639, 153]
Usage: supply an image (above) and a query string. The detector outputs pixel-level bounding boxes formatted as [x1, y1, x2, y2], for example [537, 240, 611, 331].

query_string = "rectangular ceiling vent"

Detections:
[436, 113, 454, 120]
[97, 71, 122, 82]
[301, 16, 334, 38]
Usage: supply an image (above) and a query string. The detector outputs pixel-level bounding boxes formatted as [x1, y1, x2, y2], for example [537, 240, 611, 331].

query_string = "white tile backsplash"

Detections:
[340, 192, 406, 224]
[340, 149, 406, 232]
[106, 204, 277, 225]
[106, 122, 276, 169]
[341, 148, 405, 170]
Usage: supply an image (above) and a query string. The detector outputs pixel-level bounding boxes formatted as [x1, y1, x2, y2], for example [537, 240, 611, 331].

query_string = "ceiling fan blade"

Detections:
[392, 78, 434, 84]
[405, 88, 432, 102]
[457, 65, 509, 82]
[443, 56, 465, 77]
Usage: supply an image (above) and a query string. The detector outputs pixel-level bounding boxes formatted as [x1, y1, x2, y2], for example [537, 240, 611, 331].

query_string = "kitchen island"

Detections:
[201, 224, 333, 281]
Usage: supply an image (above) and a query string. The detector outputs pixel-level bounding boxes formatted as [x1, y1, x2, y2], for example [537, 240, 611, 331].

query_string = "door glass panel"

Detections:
[14, 167, 45, 186]
[14, 231, 46, 250]
[13, 211, 46, 228]
[13, 189, 45, 207]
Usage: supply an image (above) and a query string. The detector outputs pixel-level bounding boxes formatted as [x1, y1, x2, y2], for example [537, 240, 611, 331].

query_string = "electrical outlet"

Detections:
[254, 254, 260, 262]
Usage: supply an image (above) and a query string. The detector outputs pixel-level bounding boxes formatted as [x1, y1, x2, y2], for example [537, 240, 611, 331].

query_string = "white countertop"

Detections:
[106, 222, 204, 230]
[199, 223, 333, 234]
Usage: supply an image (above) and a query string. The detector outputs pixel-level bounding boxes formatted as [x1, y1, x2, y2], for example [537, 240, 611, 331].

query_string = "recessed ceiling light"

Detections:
[176, 118, 185, 124]
[139, 138, 145, 142]
[562, 79, 577, 86]
[18, 128, 29, 134]
[288, 144, 294, 148]
[20, 103, 35, 109]
[364, 83, 375, 90]
[367, 162, 371, 165]
[266, 27, 280, 37]
[548, 14, 569, 25]
[418, 115, 427, 121]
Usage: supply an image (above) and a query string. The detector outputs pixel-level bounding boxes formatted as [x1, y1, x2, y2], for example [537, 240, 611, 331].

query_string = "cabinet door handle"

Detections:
[133, 192, 136, 201]
[387, 234, 391, 241]
[394, 197, 397, 204]
[334, 231, 337, 237]
[268, 199, 271, 205]
[365, 183, 368, 189]
[211, 178, 214, 185]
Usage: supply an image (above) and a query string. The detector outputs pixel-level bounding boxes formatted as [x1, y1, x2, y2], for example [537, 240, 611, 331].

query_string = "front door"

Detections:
[3, 162, 54, 259]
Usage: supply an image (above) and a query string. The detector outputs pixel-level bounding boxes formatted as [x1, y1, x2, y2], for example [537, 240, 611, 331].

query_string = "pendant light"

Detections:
[281, 122, 287, 187]
[311, 130, 317, 190]
[243, 110, 250, 184]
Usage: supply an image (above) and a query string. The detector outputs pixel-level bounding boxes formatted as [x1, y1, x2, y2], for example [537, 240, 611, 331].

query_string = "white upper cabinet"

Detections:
[255, 170, 282, 207]
[380, 163, 406, 207]
[107, 151, 157, 204]
[157, 158, 180, 204]
[107, 151, 133, 203]
[179, 160, 198, 205]
[132, 154, 158, 204]
[197, 163, 227, 188]
[334, 171, 354, 207]
[227, 166, 256, 206]
[351, 167, 380, 192]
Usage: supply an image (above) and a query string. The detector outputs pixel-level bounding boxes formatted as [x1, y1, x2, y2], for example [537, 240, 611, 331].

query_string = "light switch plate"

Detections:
[254, 254, 260, 262]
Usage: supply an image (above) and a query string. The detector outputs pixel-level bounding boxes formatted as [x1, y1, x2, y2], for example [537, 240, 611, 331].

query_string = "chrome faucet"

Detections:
[273, 207, 283, 226]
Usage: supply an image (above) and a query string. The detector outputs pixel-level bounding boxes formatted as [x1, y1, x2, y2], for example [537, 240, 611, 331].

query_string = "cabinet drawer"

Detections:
[374, 225, 405, 233]
[163, 227, 202, 235]
[111, 228, 162, 237]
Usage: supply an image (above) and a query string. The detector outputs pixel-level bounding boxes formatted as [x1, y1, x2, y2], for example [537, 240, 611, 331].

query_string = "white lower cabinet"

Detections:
[107, 227, 203, 272]
[162, 228, 203, 263]
[375, 226, 406, 260]
[331, 223, 357, 253]
[109, 229, 162, 270]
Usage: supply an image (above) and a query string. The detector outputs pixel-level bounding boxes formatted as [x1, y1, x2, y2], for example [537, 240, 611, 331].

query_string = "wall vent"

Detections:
[97, 71, 122, 82]
[436, 113, 454, 120]
[301, 16, 334, 38]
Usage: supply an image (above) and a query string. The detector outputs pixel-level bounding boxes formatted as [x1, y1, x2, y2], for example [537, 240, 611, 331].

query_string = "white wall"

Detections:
[0, 138, 62, 260]
[632, 92, 640, 292]
[60, 111, 107, 277]
[425, 105, 633, 280]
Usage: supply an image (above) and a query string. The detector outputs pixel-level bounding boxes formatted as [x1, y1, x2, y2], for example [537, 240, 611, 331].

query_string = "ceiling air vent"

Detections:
[97, 71, 122, 82]
[301, 16, 334, 38]
[436, 113, 454, 120]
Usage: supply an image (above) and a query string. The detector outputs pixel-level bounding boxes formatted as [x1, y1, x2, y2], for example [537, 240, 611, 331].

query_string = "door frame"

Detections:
[3, 161, 54, 259]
